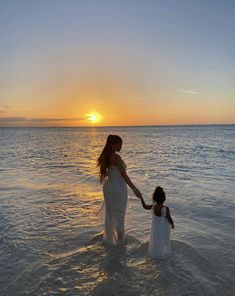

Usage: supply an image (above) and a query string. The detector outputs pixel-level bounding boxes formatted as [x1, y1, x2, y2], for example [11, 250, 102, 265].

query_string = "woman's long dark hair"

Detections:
[97, 135, 122, 183]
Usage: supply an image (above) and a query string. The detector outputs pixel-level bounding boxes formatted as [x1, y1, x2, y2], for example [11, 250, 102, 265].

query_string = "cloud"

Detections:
[88, 100, 104, 105]
[0, 117, 26, 122]
[178, 89, 198, 95]
[0, 105, 11, 113]
[0, 117, 85, 123]
[128, 97, 143, 102]
[30, 117, 85, 122]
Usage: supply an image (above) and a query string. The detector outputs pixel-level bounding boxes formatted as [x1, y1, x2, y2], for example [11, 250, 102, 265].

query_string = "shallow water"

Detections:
[0, 126, 234, 295]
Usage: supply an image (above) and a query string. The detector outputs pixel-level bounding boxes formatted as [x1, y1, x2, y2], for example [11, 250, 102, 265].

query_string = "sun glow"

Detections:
[85, 112, 103, 124]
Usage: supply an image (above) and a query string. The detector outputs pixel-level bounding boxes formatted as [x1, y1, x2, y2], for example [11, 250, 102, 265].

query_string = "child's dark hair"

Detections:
[153, 186, 166, 204]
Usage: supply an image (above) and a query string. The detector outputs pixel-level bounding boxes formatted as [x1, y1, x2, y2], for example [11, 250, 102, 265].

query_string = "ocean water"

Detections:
[0, 125, 234, 296]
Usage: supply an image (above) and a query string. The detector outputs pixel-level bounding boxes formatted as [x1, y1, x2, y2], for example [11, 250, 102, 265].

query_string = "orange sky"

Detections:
[0, 1, 234, 126]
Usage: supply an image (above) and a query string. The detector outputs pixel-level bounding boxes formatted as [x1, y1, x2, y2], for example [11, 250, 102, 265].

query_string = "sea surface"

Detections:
[0, 125, 234, 296]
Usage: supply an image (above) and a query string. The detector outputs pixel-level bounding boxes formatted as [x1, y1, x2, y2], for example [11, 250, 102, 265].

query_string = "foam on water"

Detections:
[0, 126, 234, 295]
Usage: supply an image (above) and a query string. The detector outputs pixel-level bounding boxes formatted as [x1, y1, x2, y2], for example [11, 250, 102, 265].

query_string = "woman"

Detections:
[97, 135, 142, 246]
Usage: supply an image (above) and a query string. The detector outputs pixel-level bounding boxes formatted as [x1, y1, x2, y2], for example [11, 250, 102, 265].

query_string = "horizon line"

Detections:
[0, 123, 234, 128]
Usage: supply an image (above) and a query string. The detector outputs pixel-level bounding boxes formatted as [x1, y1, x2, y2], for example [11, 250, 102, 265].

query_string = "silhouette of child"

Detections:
[139, 186, 174, 259]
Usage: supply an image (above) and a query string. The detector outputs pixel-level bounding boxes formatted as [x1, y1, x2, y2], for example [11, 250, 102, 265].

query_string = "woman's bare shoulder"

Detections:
[110, 153, 122, 165]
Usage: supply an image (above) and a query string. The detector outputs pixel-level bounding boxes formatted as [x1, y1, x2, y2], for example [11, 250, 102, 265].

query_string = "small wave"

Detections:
[0, 186, 25, 191]
[46, 164, 76, 169]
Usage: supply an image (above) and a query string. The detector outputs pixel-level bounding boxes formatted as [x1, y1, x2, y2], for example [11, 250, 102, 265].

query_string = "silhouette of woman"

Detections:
[97, 135, 142, 245]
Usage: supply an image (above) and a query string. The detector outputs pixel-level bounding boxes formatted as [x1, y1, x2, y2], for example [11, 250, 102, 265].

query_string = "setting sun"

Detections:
[85, 112, 103, 124]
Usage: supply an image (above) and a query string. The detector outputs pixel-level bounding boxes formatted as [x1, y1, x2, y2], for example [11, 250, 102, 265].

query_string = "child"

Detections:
[139, 186, 174, 259]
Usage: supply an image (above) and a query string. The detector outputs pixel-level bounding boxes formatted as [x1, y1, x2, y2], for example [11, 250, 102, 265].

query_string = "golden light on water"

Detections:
[85, 112, 103, 124]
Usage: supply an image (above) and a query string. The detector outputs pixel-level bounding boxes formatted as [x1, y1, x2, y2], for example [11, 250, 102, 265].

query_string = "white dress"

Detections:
[149, 205, 172, 259]
[102, 165, 128, 245]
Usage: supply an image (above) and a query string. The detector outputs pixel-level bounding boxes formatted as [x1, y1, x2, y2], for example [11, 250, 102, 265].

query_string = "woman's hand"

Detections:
[133, 188, 142, 198]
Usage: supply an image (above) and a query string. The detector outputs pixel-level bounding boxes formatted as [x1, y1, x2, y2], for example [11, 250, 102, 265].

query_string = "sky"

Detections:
[0, 0, 234, 126]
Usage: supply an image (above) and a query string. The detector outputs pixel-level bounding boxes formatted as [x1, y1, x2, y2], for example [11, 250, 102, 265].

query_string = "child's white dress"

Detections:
[149, 205, 172, 259]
